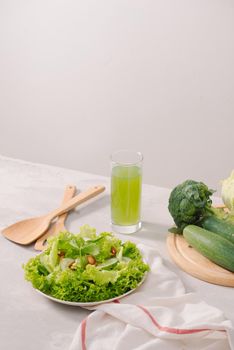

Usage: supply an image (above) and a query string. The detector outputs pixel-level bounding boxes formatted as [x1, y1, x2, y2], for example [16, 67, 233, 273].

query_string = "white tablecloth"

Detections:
[0, 155, 233, 350]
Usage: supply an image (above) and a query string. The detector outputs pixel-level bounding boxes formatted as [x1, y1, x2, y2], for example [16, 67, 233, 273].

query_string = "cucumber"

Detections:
[201, 216, 234, 244]
[183, 225, 234, 272]
[97, 258, 118, 270]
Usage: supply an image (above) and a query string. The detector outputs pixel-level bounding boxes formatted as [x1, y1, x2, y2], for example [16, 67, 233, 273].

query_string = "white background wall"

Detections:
[0, 0, 234, 191]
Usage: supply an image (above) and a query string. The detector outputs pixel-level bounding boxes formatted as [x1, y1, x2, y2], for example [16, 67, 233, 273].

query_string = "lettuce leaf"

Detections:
[79, 224, 97, 239]
[83, 264, 119, 285]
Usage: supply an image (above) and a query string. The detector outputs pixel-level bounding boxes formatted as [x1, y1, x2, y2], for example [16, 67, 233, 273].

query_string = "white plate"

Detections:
[35, 272, 147, 307]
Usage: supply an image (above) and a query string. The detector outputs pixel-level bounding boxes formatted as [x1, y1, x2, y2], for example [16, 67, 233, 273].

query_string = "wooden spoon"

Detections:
[2, 185, 105, 245]
[34, 185, 76, 251]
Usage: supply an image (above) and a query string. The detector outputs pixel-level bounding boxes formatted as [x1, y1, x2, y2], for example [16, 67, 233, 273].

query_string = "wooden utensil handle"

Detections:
[58, 185, 77, 223]
[34, 185, 76, 250]
[48, 185, 105, 220]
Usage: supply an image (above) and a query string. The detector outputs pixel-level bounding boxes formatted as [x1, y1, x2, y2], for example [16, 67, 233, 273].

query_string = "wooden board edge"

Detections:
[166, 232, 234, 287]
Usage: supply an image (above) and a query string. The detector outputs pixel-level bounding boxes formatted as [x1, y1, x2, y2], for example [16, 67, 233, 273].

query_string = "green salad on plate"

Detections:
[23, 225, 149, 302]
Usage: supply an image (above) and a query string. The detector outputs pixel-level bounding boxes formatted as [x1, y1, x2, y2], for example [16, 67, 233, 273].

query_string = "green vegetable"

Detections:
[168, 179, 234, 233]
[60, 258, 75, 271]
[83, 264, 119, 285]
[97, 258, 118, 270]
[183, 225, 234, 272]
[81, 243, 100, 256]
[168, 180, 215, 231]
[201, 216, 234, 244]
[221, 170, 234, 213]
[79, 224, 97, 239]
[23, 225, 149, 302]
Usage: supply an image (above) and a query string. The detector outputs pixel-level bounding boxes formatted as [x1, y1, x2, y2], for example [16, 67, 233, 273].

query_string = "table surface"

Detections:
[0, 156, 233, 350]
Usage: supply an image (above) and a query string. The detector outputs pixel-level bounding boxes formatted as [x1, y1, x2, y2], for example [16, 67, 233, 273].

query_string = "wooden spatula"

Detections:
[34, 185, 76, 251]
[2, 185, 105, 245]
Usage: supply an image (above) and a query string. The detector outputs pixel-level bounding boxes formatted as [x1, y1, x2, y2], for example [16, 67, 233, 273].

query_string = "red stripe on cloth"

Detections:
[81, 318, 87, 350]
[113, 299, 120, 303]
[137, 305, 225, 335]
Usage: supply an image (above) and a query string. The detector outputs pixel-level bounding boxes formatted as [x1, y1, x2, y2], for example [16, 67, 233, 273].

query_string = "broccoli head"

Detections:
[168, 180, 215, 231]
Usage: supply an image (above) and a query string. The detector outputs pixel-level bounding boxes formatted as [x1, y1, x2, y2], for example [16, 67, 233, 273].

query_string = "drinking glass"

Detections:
[111, 150, 143, 234]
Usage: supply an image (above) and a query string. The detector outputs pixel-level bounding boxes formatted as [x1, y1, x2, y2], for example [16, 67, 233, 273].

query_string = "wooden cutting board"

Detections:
[167, 232, 234, 287]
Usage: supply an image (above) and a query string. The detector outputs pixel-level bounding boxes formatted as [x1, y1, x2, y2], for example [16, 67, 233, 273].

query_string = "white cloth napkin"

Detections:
[69, 244, 234, 350]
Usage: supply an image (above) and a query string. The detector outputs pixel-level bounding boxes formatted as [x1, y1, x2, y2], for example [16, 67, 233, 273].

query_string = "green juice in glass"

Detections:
[111, 165, 142, 226]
